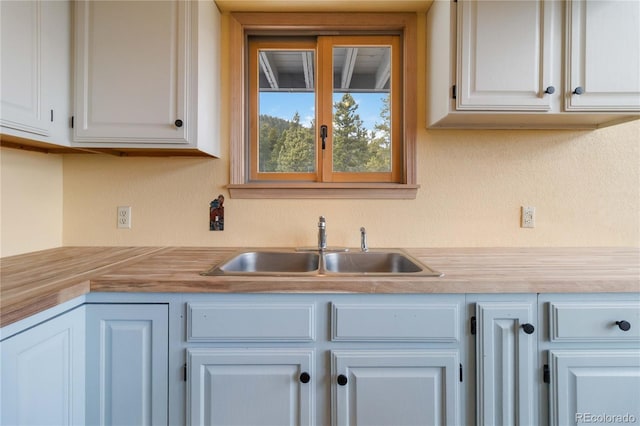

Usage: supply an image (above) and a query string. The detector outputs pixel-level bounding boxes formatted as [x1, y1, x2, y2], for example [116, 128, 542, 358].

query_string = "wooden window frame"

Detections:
[227, 13, 419, 199]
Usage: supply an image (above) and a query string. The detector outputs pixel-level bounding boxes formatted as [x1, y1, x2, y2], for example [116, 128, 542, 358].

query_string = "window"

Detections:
[228, 13, 418, 198]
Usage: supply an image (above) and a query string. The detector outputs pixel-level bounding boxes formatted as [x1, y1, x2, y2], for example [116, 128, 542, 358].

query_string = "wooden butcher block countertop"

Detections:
[1, 246, 639, 327]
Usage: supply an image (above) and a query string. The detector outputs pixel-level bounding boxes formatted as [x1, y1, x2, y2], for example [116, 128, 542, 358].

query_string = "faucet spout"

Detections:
[318, 216, 327, 251]
[360, 227, 369, 252]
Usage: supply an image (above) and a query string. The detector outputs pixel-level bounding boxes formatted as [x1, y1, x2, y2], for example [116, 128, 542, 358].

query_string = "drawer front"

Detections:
[331, 303, 460, 342]
[187, 302, 315, 342]
[549, 302, 640, 342]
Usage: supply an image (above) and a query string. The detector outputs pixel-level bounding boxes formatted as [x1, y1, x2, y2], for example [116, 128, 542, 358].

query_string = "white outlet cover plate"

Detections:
[117, 206, 131, 229]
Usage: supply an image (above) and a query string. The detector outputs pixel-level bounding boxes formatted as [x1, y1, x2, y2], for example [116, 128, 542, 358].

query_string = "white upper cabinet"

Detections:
[565, 0, 640, 111]
[457, 0, 556, 111]
[0, 0, 72, 146]
[427, 0, 640, 129]
[73, 0, 220, 156]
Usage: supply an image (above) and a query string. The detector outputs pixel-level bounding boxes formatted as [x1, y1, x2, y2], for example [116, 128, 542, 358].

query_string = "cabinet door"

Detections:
[476, 302, 537, 426]
[187, 348, 314, 426]
[332, 350, 460, 426]
[86, 304, 169, 426]
[566, 0, 640, 111]
[74, 0, 187, 143]
[1, 0, 70, 140]
[549, 350, 640, 426]
[457, 0, 556, 111]
[1, 306, 85, 426]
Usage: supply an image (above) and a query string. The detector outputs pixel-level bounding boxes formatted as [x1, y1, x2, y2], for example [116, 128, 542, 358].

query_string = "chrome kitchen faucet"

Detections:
[318, 216, 327, 251]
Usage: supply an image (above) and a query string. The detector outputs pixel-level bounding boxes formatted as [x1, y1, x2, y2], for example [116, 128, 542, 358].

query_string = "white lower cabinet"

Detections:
[85, 303, 169, 426]
[4, 292, 639, 426]
[548, 350, 640, 426]
[332, 350, 460, 426]
[184, 294, 464, 426]
[473, 297, 538, 426]
[187, 348, 314, 425]
[0, 305, 85, 426]
[540, 294, 640, 426]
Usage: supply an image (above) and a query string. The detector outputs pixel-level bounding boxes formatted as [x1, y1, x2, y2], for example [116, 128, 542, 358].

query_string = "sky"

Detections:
[259, 92, 387, 132]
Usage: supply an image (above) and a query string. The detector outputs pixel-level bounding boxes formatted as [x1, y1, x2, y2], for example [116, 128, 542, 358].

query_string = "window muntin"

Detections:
[249, 35, 402, 183]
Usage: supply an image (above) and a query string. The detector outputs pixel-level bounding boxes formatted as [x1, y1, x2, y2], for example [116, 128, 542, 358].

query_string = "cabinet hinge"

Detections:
[543, 364, 550, 384]
[470, 316, 476, 335]
[459, 364, 463, 382]
[183, 363, 187, 382]
[452, 85, 457, 99]
[71, 116, 74, 129]
[50, 109, 54, 122]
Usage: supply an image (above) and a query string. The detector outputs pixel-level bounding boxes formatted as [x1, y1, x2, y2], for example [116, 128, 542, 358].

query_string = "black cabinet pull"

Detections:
[544, 86, 555, 94]
[299, 372, 311, 383]
[616, 320, 631, 331]
[337, 374, 348, 386]
[521, 323, 535, 334]
[573, 86, 584, 95]
[175, 119, 183, 128]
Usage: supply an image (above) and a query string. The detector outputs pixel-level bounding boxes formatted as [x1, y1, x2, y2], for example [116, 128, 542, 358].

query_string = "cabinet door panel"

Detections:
[549, 350, 640, 426]
[476, 302, 537, 426]
[332, 350, 460, 426]
[86, 304, 169, 426]
[187, 348, 314, 426]
[457, 0, 554, 111]
[0, 307, 85, 426]
[566, 0, 640, 110]
[0, 1, 50, 136]
[74, 0, 187, 143]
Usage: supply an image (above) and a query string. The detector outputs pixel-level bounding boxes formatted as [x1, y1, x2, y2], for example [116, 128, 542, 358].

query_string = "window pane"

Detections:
[332, 46, 391, 173]
[257, 50, 316, 173]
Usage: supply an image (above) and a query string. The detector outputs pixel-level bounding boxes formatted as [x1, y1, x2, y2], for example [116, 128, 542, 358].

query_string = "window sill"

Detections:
[227, 183, 420, 199]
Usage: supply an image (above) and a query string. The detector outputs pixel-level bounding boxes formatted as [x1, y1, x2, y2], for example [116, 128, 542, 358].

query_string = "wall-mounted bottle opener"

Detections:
[209, 194, 224, 231]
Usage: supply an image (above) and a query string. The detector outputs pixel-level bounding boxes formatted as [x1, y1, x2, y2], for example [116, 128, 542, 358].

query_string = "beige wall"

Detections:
[2, 11, 639, 256]
[1, 148, 64, 257]
[60, 119, 640, 249]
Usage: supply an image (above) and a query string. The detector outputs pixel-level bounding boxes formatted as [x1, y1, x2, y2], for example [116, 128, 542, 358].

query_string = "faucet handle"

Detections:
[360, 227, 369, 252]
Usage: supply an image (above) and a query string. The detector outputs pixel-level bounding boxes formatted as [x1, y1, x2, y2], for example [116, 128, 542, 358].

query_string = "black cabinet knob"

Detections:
[521, 323, 535, 334]
[573, 86, 584, 95]
[337, 374, 348, 386]
[545, 86, 555, 94]
[616, 320, 631, 331]
[174, 119, 183, 128]
[300, 372, 311, 383]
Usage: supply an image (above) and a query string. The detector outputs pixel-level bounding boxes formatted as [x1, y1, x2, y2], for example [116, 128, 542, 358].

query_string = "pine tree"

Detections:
[366, 94, 391, 172]
[259, 114, 290, 172]
[332, 93, 370, 172]
[276, 112, 315, 172]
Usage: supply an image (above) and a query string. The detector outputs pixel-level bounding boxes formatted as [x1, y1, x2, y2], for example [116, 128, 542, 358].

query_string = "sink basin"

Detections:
[323, 251, 443, 276]
[201, 251, 320, 276]
[202, 249, 442, 277]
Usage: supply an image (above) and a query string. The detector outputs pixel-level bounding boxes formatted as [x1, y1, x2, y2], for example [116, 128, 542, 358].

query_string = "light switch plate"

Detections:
[521, 206, 535, 228]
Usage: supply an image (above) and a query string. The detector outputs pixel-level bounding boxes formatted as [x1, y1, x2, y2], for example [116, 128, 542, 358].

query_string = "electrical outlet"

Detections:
[521, 206, 535, 228]
[117, 206, 131, 229]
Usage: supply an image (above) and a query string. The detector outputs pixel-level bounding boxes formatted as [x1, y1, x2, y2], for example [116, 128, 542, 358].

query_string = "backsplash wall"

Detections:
[60, 119, 639, 249]
[1, 148, 64, 256]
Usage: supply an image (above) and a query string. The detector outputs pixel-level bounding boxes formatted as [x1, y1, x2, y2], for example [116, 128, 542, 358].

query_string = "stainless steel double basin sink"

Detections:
[201, 249, 443, 277]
